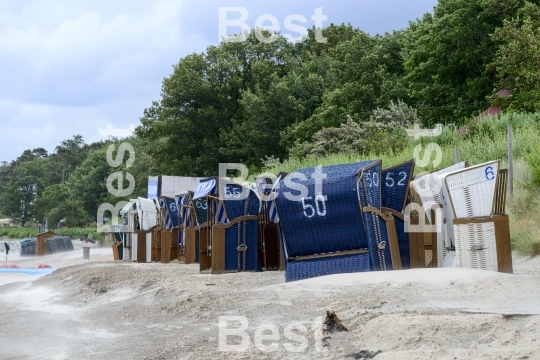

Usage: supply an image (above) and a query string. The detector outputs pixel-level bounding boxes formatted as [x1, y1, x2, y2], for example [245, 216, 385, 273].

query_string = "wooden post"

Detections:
[455, 147, 460, 164]
[507, 124, 514, 201]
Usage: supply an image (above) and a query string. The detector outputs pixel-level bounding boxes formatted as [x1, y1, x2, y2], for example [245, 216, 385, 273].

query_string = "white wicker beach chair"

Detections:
[444, 161, 503, 272]
[412, 161, 467, 267]
[136, 197, 158, 231]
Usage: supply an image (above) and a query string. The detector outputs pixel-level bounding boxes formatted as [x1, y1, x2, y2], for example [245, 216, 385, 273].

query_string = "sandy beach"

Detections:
[0, 247, 539, 359]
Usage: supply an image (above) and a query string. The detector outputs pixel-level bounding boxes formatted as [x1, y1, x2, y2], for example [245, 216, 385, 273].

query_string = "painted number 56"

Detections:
[301, 195, 327, 218]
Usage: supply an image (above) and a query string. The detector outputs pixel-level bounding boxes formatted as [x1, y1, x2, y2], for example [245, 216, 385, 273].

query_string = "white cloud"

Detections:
[0, 0, 197, 162]
[0, 0, 437, 163]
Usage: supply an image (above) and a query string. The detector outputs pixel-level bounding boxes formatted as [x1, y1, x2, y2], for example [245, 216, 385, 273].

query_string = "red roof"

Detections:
[475, 89, 511, 120]
[477, 106, 501, 120]
[495, 89, 512, 98]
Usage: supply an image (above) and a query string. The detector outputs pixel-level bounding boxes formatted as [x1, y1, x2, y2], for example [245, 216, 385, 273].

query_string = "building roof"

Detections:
[477, 106, 502, 120]
[495, 89, 512, 98]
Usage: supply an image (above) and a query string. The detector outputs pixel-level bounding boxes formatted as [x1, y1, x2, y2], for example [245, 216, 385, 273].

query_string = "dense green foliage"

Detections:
[0, 136, 151, 227]
[136, 0, 540, 176]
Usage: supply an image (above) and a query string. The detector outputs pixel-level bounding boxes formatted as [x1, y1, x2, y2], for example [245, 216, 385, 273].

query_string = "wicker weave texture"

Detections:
[394, 218, 410, 269]
[381, 161, 414, 212]
[442, 250, 456, 267]
[454, 222, 498, 271]
[20, 238, 36, 256]
[357, 161, 393, 271]
[224, 219, 262, 272]
[444, 161, 500, 219]
[285, 252, 371, 282]
[193, 198, 208, 225]
[223, 189, 260, 220]
[276, 161, 376, 258]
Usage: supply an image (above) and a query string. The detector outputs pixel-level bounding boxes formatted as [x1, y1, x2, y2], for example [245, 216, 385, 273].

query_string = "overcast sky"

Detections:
[0, 0, 437, 163]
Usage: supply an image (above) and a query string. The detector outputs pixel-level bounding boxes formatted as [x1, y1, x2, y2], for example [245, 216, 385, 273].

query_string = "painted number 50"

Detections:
[301, 195, 327, 218]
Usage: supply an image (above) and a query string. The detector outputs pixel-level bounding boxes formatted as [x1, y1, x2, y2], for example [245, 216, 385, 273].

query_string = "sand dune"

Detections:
[0, 249, 538, 359]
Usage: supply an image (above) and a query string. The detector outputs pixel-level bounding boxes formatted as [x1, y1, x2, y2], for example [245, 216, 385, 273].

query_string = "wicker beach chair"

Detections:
[212, 180, 263, 273]
[443, 161, 506, 272]
[179, 192, 198, 263]
[255, 175, 285, 271]
[275, 161, 385, 282]
[192, 179, 216, 268]
[357, 161, 403, 272]
[380, 159, 415, 269]
[411, 162, 468, 267]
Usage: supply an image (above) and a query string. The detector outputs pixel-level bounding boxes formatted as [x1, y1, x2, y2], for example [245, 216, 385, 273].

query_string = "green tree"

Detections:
[404, 0, 530, 125]
[0, 158, 49, 226]
[287, 30, 409, 145]
[136, 30, 294, 175]
[491, 2, 540, 111]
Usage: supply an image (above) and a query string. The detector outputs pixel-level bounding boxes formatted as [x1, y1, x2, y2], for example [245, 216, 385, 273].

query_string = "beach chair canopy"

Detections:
[192, 177, 232, 225]
[136, 197, 158, 230]
[443, 160, 500, 219]
[220, 181, 260, 221]
[381, 159, 415, 213]
[275, 161, 377, 259]
[158, 196, 179, 230]
[120, 200, 137, 217]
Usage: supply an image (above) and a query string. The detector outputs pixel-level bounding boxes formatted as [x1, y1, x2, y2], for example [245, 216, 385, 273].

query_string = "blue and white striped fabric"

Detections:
[175, 194, 184, 223]
[267, 175, 282, 223]
[193, 178, 217, 200]
[158, 197, 177, 230]
[181, 193, 193, 228]
[214, 199, 228, 224]
[193, 178, 229, 224]
[158, 197, 165, 209]
[165, 197, 179, 229]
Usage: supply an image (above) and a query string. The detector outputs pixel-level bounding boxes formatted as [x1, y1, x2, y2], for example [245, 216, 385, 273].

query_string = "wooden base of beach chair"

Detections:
[152, 229, 161, 262]
[263, 223, 282, 271]
[112, 242, 122, 261]
[177, 245, 186, 263]
[136, 233, 148, 263]
[453, 215, 512, 273]
[184, 227, 197, 264]
[161, 229, 178, 263]
[199, 225, 212, 271]
[407, 215, 426, 269]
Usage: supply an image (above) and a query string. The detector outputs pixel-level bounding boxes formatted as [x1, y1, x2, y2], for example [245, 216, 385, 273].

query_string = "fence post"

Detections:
[455, 147, 461, 164]
[507, 124, 514, 201]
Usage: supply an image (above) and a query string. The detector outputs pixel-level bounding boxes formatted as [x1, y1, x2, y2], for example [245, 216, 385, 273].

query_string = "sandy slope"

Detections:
[0, 251, 539, 359]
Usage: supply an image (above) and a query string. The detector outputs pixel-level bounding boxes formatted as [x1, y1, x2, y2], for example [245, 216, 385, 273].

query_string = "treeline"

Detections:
[1, 0, 539, 227]
[136, 0, 540, 175]
[0, 136, 153, 227]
